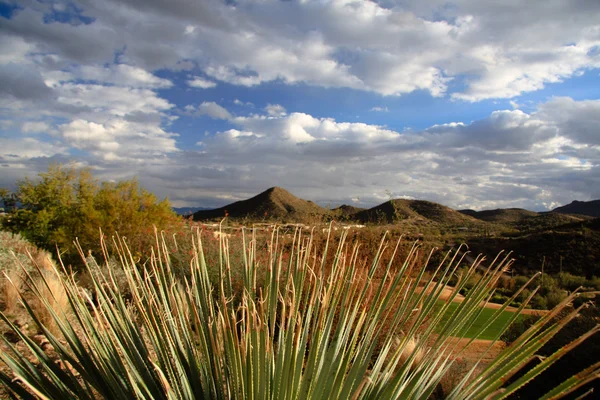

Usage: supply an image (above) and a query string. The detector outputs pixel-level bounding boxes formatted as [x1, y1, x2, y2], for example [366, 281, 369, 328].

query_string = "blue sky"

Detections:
[1, 0, 599, 211]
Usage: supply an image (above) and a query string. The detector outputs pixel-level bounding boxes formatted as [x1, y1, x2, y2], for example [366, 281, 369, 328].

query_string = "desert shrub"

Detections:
[557, 272, 589, 292]
[1, 164, 179, 267]
[1, 228, 598, 399]
[531, 294, 548, 310]
[545, 289, 567, 309]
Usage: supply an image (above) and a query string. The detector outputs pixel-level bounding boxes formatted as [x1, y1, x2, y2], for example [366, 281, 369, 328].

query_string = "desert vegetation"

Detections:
[0, 223, 598, 398]
[1, 166, 599, 398]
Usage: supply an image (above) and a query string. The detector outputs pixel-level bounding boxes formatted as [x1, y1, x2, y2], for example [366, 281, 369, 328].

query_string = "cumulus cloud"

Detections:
[185, 102, 232, 120]
[1, 1, 600, 209]
[264, 104, 287, 117]
[0, 137, 67, 161]
[233, 99, 254, 107]
[2, 0, 597, 99]
[187, 76, 217, 89]
[178, 97, 600, 210]
[59, 118, 178, 162]
[74, 64, 173, 89]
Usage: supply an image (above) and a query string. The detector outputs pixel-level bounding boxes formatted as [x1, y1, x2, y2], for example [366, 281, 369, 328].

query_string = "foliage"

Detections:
[1, 164, 178, 266]
[1, 227, 599, 399]
[501, 314, 541, 344]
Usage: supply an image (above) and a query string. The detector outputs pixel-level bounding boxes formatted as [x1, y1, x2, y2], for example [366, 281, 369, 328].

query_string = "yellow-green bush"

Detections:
[1, 164, 179, 267]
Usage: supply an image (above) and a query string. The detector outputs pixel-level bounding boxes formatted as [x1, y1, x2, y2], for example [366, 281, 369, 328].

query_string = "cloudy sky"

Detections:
[1, 0, 599, 211]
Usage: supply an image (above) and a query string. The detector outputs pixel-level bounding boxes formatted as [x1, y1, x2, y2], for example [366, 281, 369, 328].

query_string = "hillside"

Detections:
[332, 204, 365, 220]
[192, 187, 330, 221]
[514, 212, 590, 232]
[459, 208, 538, 223]
[355, 199, 483, 226]
[552, 200, 600, 218]
[467, 218, 600, 278]
[460, 208, 588, 232]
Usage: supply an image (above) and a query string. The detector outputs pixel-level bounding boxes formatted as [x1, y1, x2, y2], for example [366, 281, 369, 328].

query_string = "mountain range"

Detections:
[192, 187, 600, 224]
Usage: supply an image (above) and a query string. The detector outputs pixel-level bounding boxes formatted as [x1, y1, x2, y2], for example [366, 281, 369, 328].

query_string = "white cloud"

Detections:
[233, 99, 254, 107]
[2, 0, 599, 99]
[56, 83, 173, 117]
[59, 118, 178, 162]
[0, 137, 66, 160]
[75, 64, 173, 89]
[1, 1, 600, 210]
[187, 76, 217, 89]
[264, 104, 287, 117]
[186, 101, 232, 120]
[21, 121, 51, 134]
[170, 97, 600, 209]
[4, 95, 587, 211]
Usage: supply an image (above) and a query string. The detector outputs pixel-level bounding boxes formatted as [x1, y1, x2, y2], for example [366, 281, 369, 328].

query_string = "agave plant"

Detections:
[1, 225, 598, 399]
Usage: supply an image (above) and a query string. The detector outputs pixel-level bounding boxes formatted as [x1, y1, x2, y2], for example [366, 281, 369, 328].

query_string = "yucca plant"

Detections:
[1, 225, 599, 399]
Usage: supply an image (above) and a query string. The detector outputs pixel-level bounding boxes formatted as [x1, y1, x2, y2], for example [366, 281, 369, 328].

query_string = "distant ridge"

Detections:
[552, 200, 600, 218]
[193, 187, 329, 221]
[355, 199, 482, 225]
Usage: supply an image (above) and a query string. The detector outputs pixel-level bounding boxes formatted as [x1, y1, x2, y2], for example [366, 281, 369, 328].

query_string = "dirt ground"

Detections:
[426, 284, 548, 316]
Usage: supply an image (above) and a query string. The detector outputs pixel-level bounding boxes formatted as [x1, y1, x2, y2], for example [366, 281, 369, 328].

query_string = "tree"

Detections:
[0, 188, 18, 212]
[1, 164, 178, 266]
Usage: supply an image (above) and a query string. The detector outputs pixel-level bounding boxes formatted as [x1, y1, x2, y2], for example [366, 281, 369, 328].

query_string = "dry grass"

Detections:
[2, 269, 22, 314]
[30, 269, 72, 336]
[0, 231, 58, 316]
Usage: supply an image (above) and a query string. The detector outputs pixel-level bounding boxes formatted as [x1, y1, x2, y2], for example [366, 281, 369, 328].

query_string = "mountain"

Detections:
[355, 199, 482, 225]
[173, 206, 213, 216]
[552, 200, 600, 218]
[192, 187, 330, 221]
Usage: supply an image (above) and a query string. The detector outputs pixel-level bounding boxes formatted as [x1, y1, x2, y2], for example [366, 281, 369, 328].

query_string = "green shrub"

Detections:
[531, 294, 548, 310]
[1, 228, 598, 399]
[557, 272, 588, 292]
[1, 164, 179, 267]
[501, 314, 542, 344]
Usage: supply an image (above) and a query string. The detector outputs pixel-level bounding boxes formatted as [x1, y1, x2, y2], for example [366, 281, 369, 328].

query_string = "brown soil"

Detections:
[426, 284, 548, 316]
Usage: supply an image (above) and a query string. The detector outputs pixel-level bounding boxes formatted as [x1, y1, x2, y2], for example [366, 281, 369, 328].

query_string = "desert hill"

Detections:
[355, 199, 482, 226]
[552, 200, 600, 218]
[459, 208, 538, 223]
[192, 187, 329, 221]
[460, 208, 589, 231]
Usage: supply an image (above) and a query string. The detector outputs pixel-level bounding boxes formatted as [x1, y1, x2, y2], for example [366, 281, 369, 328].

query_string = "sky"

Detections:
[1, 0, 599, 211]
